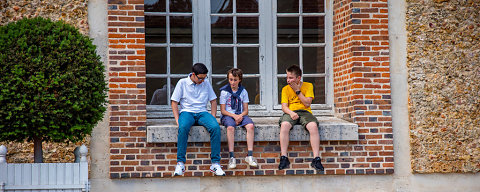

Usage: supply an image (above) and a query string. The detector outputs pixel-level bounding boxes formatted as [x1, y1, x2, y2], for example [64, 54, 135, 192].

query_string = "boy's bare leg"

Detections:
[245, 124, 255, 151]
[306, 122, 320, 157]
[227, 126, 235, 152]
[280, 122, 292, 156]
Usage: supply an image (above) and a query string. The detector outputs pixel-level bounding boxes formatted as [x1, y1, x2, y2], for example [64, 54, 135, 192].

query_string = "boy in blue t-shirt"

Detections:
[219, 68, 258, 169]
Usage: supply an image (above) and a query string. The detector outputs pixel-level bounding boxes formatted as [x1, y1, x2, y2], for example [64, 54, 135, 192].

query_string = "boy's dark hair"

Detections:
[227, 68, 243, 82]
[192, 63, 208, 75]
[286, 65, 302, 77]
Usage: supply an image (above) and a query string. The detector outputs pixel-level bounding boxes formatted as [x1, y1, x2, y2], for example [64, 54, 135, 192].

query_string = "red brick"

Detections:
[120, 84, 137, 88]
[127, 45, 145, 49]
[136, 166, 154, 171]
[367, 157, 384, 162]
[127, 55, 145, 60]
[108, 11, 127, 16]
[128, 0, 144, 4]
[109, 34, 126, 38]
[121, 161, 139, 165]
[110, 167, 124, 172]
[121, 149, 139, 154]
[127, 34, 145, 38]
[365, 146, 382, 151]
[120, 138, 136, 142]
[128, 11, 144, 16]
[119, 5, 134, 10]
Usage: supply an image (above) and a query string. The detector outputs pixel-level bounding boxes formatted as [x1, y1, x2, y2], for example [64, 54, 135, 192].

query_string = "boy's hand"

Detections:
[234, 114, 243, 125]
[289, 81, 301, 92]
[289, 112, 299, 120]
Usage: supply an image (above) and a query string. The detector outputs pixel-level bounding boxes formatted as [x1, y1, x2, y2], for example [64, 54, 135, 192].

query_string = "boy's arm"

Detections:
[220, 104, 233, 116]
[220, 104, 239, 117]
[210, 99, 217, 117]
[290, 82, 313, 107]
[281, 103, 299, 120]
[280, 86, 298, 120]
[241, 102, 248, 116]
[171, 100, 180, 126]
[297, 92, 313, 107]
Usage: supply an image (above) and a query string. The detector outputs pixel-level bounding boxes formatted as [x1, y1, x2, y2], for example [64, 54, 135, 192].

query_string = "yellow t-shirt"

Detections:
[281, 82, 314, 113]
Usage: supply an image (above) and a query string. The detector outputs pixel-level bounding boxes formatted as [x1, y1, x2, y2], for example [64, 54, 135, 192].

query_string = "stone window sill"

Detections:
[146, 117, 358, 143]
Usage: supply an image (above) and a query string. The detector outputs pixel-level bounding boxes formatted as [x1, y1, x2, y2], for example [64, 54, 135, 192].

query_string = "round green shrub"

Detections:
[0, 17, 107, 143]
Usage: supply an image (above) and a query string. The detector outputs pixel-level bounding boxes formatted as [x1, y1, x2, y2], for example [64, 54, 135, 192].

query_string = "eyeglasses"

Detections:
[195, 74, 208, 81]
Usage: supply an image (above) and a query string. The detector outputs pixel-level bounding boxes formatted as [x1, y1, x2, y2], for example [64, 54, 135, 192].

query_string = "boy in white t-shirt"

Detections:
[219, 68, 257, 169]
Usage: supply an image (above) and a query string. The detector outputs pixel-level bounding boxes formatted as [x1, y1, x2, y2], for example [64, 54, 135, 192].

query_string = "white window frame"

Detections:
[145, 0, 333, 116]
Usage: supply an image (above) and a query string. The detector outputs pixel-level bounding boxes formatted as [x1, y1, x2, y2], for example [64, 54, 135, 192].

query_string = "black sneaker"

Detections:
[311, 157, 324, 171]
[278, 156, 290, 170]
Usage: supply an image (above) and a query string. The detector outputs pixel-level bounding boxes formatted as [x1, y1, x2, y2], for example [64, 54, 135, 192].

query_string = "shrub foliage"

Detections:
[0, 17, 107, 144]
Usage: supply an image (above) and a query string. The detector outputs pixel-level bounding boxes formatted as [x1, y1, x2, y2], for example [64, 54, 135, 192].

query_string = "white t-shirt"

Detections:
[219, 89, 249, 115]
[171, 75, 217, 113]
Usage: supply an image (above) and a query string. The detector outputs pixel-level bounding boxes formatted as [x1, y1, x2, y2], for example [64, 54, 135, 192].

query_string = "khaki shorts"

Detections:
[278, 110, 318, 129]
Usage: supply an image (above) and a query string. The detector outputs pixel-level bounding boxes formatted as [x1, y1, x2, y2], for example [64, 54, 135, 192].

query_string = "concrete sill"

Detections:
[146, 117, 358, 143]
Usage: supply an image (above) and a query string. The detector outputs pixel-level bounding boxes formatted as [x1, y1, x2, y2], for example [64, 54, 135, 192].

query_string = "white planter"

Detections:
[0, 145, 89, 192]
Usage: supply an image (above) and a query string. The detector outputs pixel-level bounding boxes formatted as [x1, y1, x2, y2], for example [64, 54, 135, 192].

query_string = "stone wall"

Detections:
[0, 0, 90, 163]
[407, 0, 480, 173]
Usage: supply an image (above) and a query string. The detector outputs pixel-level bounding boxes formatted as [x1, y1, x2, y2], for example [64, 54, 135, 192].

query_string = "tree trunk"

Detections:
[33, 136, 43, 163]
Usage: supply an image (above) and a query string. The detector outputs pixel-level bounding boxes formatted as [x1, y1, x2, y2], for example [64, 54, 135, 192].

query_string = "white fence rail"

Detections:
[0, 145, 89, 192]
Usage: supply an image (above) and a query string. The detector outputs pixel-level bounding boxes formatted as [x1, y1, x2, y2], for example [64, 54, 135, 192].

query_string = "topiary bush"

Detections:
[0, 17, 107, 162]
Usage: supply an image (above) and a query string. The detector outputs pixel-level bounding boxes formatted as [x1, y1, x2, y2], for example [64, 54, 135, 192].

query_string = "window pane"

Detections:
[171, 16, 192, 43]
[237, 17, 259, 44]
[146, 47, 167, 74]
[277, 47, 299, 74]
[211, 16, 233, 44]
[277, 77, 287, 104]
[303, 77, 325, 104]
[237, 0, 258, 13]
[211, 0, 233, 13]
[212, 47, 234, 74]
[277, 0, 299, 13]
[303, 47, 325, 74]
[171, 78, 182, 89]
[145, 0, 166, 12]
[147, 78, 167, 105]
[237, 47, 259, 74]
[303, 16, 325, 43]
[171, 47, 192, 74]
[303, 0, 324, 13]
[277, 17, 299, 44]
[145, 16, 166, 43]
[241, 77, 260, 104]
[169, 0, 192, 12]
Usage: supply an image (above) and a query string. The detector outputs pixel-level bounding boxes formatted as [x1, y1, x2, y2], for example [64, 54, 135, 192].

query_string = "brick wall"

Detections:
[107, 0, 148, 177]
[108, 0, 393, 178]
[333, 0, 393, 173]
[333, 0, 354, 120]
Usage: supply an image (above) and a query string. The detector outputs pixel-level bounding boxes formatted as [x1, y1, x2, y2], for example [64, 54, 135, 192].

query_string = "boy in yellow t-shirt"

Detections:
[278, 65, 324, 172]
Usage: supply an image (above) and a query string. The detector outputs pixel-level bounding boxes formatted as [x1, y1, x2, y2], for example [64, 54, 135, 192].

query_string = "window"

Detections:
[145, 0, 333, 116]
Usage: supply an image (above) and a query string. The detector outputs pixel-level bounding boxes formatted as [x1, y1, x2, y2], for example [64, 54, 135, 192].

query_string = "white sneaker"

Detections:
[245, 156, 258, 167]
[173, 162, 185, 176]
[228, 157, 236, 169]
[210, 163, 226, 176]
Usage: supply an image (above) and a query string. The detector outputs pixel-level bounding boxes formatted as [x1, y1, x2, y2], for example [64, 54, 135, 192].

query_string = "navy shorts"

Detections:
[221, 115, 254, 127]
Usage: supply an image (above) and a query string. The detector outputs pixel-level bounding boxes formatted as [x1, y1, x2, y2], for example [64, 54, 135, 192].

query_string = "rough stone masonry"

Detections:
[406, 0, 480, 173]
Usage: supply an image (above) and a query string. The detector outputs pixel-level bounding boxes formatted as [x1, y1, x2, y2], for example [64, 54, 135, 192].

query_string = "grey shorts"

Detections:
[278, 110, 318, 129]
